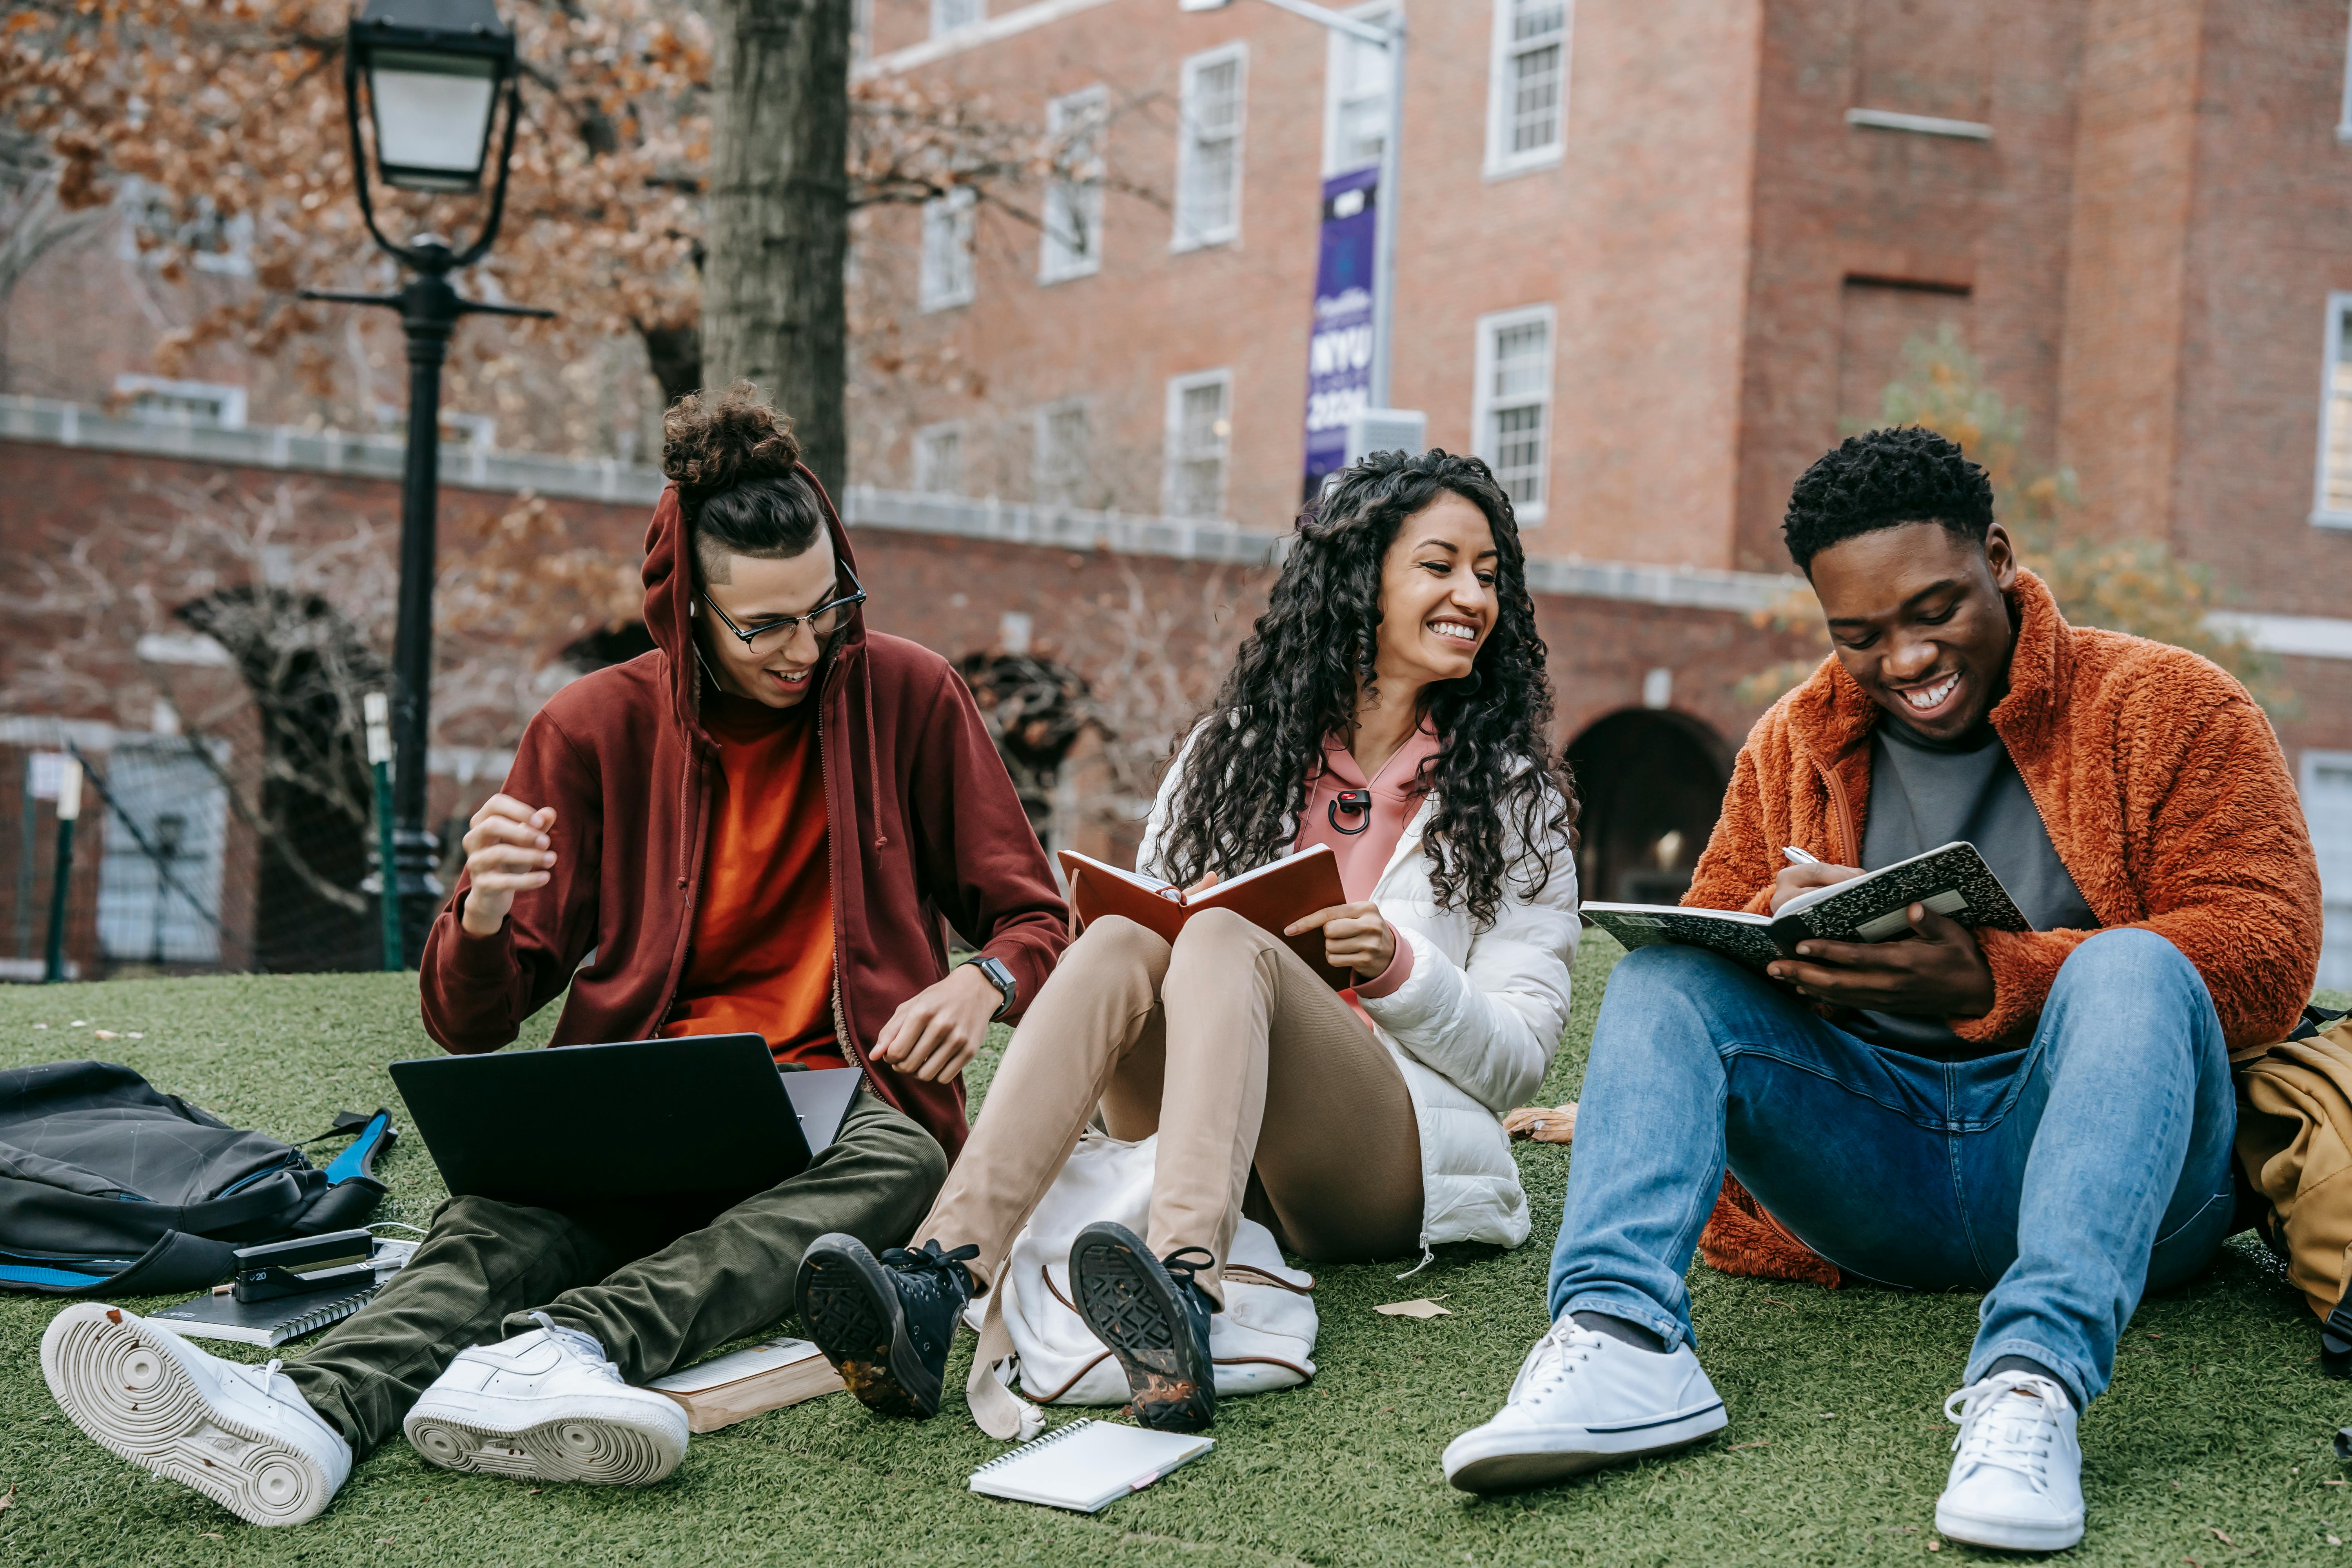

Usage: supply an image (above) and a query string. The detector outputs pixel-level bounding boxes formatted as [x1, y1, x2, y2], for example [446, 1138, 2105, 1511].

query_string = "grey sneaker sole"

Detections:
[796, 1233, 943, 1418]
[403, 1398, 686, 1486]
[1069, 1222, 1215, 1434]
[41, 1304, 339, 1526]
[1443, 1403, 1727, 1494]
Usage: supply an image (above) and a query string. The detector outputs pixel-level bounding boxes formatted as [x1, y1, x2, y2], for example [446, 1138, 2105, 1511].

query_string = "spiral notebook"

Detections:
[967, 1418, 1214, 1512]
[150, 1284, 380, 1349]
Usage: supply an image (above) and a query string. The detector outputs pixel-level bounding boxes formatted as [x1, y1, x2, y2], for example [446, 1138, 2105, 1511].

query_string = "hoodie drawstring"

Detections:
[862, 653, 887, 849]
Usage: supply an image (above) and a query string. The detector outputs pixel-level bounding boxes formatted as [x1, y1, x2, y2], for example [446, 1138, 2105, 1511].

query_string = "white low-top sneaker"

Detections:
[1935, 1371, 2085, 1552]
[1441, 1316, 1728, 1493]
[41, 1301, 352, 1527]
[403, 1313, 688, 1486]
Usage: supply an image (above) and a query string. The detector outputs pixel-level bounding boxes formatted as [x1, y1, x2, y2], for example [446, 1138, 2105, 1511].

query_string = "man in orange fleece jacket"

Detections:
[1445, 428, 2321, 1552]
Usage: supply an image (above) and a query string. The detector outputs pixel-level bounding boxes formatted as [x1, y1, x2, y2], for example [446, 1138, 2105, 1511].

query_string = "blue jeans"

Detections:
[1546, 927, 2238, 1408]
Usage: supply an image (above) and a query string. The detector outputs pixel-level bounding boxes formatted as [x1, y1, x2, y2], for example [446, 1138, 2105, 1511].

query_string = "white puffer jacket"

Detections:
[1135, 742, 1579, 1254]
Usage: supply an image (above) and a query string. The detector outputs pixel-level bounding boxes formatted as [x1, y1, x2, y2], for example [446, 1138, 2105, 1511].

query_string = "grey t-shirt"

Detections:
[1846, 719, 2095, 1052]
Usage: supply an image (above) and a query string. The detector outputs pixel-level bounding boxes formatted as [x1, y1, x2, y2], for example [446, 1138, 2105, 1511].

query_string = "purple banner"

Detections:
[1301, 165, 1381, 499]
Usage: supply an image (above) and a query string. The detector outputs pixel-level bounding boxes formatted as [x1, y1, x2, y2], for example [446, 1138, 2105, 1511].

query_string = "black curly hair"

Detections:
[1154, 450, 1577, 928]
[661, 382, 828, 579]
[1782, 426, 1994, 573]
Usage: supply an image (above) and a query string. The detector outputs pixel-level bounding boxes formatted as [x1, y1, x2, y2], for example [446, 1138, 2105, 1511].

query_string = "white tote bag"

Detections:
[962, 1130, 1318, 1440]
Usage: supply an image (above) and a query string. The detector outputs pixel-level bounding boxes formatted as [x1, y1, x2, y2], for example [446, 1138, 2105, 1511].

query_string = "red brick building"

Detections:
[4, 0, 2351, 985]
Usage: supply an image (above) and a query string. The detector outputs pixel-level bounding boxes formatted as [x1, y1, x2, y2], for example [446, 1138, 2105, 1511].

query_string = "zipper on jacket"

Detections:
[650, 749, 710, 1029]
[1809, 750, 1860, 866]
[814, 660, 889, 1106]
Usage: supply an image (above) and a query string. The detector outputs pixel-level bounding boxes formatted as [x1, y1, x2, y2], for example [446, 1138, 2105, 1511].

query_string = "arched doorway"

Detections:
[1564, 710, 1733, 906]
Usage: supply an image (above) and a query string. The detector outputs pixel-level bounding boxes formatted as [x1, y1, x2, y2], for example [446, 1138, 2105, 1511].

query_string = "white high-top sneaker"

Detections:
[1935, 1371, 2085, 1552]
[1441, 1316, 1728, 1493]
[403, 1313, 689, 1486]
[41, 1302, 353, 1527]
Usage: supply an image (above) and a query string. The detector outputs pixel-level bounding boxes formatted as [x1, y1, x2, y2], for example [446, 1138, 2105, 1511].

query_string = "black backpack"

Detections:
[0, 1060, 396, 1297]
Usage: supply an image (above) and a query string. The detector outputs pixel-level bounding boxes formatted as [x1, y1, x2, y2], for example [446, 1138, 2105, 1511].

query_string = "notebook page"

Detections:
[969, 1420, 1213, 1512]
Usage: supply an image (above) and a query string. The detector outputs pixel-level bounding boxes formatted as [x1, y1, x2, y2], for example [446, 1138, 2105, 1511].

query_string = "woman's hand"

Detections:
[1285, 900, 1397, 980]
[459, 795, 557, 936]
[1503, 1103, 1577, 1143]
[872, 964, 1002, 1083]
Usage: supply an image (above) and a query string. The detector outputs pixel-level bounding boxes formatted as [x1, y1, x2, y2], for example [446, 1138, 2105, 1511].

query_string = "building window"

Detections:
[918, 188, 976, 312]
[2307, 750, 2352, 992]
[111, 375, 248, 430]
[853, 0, 873, 62]
[1034, 400, 1091, 506]
[95, 742, 228, 966]
[2319, 294, 2352, 526]
[930, 0, 985, 36]
[1163, 371, 1233, 518]
[1486, 0, 1570, 175]
[1473, 305, 1555, 521]
[1040, 87, 1109, 284]
[1173, 45, 1247, 251]
[914, 423, 963, 494]
[1322, 5, 1394, 175]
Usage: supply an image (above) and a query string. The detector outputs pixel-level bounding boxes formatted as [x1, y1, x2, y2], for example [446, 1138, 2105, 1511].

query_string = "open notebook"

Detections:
[968, 1418, 1213, 1513]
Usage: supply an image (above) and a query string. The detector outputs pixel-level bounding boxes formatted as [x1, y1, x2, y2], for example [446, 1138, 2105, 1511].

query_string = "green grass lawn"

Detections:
[2, 942, 2350, 1566]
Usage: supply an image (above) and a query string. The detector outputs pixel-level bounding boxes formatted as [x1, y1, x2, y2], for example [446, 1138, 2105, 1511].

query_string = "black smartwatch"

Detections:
[965, 955, 1017, 1021]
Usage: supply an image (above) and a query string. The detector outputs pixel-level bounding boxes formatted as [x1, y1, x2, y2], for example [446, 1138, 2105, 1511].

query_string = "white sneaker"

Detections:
[403, 1313, 688, 1486]
[40, 1301, 352, 1527]
[1441, 1316, 1728, 1493]
[1935, 1371, 2085, 1552]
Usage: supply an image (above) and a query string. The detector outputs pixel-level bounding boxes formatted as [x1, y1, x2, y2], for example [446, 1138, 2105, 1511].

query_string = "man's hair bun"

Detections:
[662, 382, 803, 494]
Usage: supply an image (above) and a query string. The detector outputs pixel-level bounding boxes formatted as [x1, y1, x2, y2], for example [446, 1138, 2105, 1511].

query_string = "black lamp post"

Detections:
[304, 0, 552, 957]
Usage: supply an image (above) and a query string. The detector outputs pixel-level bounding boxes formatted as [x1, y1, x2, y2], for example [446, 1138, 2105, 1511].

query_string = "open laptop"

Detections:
[388, 1034, 863, 1209]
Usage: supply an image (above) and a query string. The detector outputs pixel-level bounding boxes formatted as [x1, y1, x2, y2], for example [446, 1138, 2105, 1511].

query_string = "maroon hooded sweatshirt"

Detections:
[416, 467, 1070, 1159]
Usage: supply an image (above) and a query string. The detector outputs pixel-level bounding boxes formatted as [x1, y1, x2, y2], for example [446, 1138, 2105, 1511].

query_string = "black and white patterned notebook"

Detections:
[1583, 841, 2027, 973]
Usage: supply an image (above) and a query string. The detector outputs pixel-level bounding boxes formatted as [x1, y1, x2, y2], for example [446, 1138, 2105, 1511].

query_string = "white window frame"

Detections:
[1484, 0, 1572, 178]
[2314, 292, 2352, 529]
[1321, 3, 1395, 176]
[1033, 397, 1091, 506]
[112, 375, 248, 430]
[918, 187, 977, 313]
[929, 0, 985, 38]
[2339, 4, 2352, 142]
[913, 422, 964, 494]
[2305, 748, 2352, 993]
[1471, 303, 1557, 523]
[1163, 369, 1234, 519]
[1040, 86, 1109, 284]
[1172, 43, 1248, 252]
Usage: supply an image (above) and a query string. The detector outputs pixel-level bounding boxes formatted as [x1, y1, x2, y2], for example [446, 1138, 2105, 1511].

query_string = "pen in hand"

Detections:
[1782, 845, 1820, 866]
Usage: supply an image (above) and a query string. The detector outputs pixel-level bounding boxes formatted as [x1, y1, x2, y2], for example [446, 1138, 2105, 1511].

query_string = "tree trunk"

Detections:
[702, 0, 852, 500]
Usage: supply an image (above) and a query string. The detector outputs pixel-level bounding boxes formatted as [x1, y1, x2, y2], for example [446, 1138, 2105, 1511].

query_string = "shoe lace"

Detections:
[879, 1239, 981, 1297]
[530, 1310, 622, 1380]
[1514, 1318, 1604, 1403]
[1944, 1375, 2065, 1489]
[1157, 1246, 1218, 1296]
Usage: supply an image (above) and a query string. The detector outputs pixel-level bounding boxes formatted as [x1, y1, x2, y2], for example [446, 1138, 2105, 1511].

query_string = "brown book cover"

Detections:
[1056, 845, 1353, 989]
[645, 1338, 845, 1434]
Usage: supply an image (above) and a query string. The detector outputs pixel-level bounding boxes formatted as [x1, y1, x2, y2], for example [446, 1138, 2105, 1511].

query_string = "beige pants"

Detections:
[918, 909, 1425, 1303]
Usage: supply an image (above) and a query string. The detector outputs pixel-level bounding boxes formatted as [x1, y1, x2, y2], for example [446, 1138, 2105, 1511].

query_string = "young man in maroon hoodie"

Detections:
[38, 388, 1069, 1526]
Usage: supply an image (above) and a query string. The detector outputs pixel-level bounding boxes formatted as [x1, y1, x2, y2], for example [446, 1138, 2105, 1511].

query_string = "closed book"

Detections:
[1058, 845, 1352, 989]
[1581, 840, 2029, 973]
[645, 1337, 844, 1433]
[969, 1418, 1213, 1512]
[150, 1284, 379, 1349]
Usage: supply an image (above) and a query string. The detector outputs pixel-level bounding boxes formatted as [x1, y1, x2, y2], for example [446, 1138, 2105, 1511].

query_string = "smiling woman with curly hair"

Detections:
[795, 448, 1583, 1440]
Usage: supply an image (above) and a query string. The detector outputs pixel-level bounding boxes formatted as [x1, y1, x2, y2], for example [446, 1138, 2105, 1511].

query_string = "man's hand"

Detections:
[1765, 904, 1996, 1017]
[1769, 861, 1864, 913]
[1285, 901, 1397, 980]
[459, 795, 557, 936]
[872, 963, 1002, 1083]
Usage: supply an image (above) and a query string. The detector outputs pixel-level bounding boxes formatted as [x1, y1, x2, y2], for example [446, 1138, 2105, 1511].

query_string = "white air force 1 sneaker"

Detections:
[1935, 1371, 2085, 1552]
[41, 1301, 353, 1527]
[1441, 1316, 1728, 1493]
[402, 1314, 689, 1486]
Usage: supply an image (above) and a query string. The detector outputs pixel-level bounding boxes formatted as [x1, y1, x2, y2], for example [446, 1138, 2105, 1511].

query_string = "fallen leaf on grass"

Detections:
[0, 1484, 14, 1512]
[200, 1532, 220, 1539]
[1728, 1440, 1769, 1450]
[93, 1030, 120, 1040]
[2213, 1529, 2235, 1545]
[1375, 1297, 1452, 1318]
[2329, 1534, 2343, 1546]
[1927, 1542, 1940, 1552]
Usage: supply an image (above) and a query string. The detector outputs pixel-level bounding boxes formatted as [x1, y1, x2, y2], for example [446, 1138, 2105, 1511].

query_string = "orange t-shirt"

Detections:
[659, 690, 844, 1068]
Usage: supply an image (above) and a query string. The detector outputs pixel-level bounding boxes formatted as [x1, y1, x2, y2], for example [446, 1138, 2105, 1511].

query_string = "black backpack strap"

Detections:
[2292, 1004, 2351, 1043]
[0, 1229, 238, 1297]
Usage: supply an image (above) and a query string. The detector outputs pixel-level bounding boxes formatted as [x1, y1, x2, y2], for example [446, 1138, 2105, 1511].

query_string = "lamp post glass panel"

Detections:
[305, 0, 552, 962]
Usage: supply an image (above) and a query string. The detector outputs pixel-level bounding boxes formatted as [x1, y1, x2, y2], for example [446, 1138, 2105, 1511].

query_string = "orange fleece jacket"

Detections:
[1689, 569, 2322, 1284]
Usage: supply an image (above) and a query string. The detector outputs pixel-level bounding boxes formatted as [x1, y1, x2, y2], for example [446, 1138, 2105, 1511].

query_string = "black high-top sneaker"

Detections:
[795, 1234, 978, 1419]
[1069, 1221, 1217, 1433]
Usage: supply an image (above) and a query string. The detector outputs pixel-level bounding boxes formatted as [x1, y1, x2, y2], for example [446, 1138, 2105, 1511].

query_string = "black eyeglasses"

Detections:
[699, 564, 866, 652]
